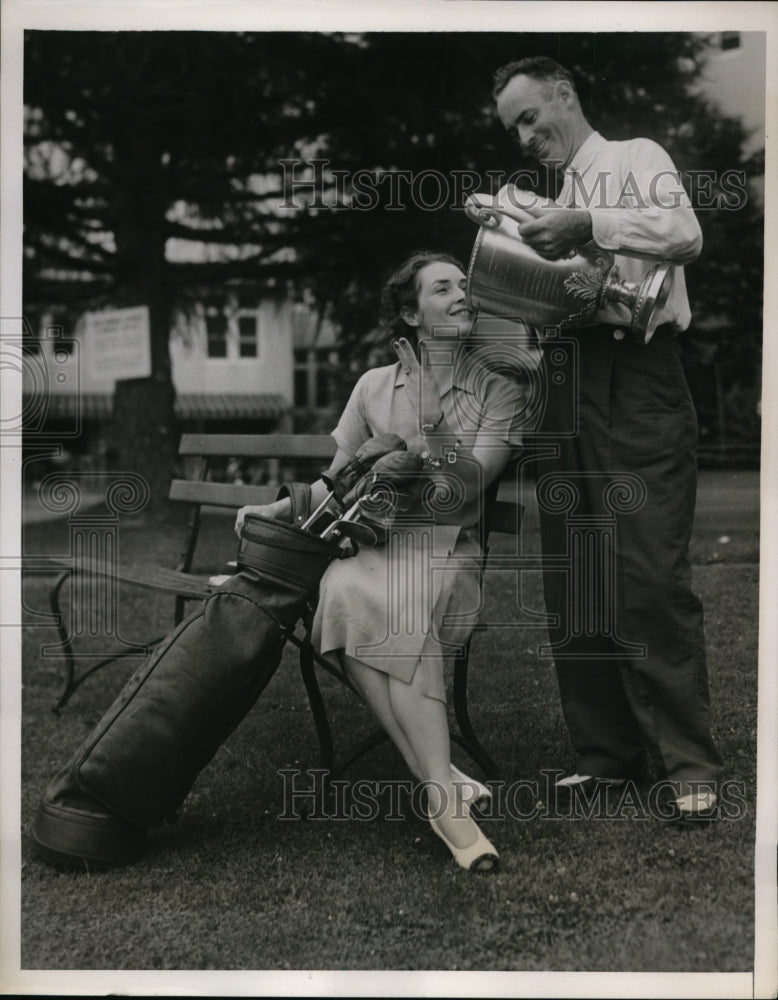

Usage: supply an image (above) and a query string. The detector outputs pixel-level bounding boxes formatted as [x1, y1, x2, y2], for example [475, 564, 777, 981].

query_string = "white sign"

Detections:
[85, 306, 152, 384]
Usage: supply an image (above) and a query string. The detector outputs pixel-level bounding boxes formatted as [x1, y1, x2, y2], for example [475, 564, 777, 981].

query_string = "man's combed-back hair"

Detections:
[492, 56, 576, 99]
[379, 250, 464, 340]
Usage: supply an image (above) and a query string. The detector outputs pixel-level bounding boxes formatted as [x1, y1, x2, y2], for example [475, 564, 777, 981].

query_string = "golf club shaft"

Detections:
[318, 496, 367, 540]
[300, 490, 336, 531]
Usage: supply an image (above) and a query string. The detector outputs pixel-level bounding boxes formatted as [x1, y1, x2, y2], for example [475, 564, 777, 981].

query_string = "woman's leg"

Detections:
[340, 653, 423, 780]
[387, 665, 485, 852]
[341, 652, 497, 865]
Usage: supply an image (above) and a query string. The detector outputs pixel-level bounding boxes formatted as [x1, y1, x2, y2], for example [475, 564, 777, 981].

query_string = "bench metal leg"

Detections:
[44, 570, 180, 713]
[295, 626, 500, 786]
[48, 571, 77, 713]
[51, 640, 164, 714]
[452, 644, 500, 780]
[296, 635, 335, 773]
[46, 569, 157, 714]
[293, 633, 394, 803]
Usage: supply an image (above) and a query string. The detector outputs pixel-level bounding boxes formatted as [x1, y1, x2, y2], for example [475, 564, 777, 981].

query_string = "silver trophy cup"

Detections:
[464, 194, 673, 344]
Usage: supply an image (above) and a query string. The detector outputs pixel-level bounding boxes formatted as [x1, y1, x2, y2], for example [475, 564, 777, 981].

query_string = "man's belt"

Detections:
[548, 321, 677, 342]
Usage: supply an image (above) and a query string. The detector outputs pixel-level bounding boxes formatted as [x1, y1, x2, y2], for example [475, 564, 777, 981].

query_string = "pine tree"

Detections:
[24, 29, 763, 488]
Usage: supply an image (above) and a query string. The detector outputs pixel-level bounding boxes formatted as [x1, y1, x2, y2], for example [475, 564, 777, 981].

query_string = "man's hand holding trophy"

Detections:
[464, 187, 674, 344]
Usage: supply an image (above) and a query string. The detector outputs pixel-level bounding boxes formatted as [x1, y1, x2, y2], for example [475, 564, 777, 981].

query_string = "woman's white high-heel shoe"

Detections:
[450, 763, 492, 810]
[428, 810, 499, 873]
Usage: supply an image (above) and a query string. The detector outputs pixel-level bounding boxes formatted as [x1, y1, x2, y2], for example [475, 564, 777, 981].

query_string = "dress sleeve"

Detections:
[473, 373, 527, 452]
[330, 371, 372, 458]
[588, 138, 703, 264]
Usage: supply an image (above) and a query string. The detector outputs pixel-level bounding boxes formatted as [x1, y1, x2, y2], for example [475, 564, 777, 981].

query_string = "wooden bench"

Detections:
[36, 433, 336, 711]
[33, 432, 523, 780]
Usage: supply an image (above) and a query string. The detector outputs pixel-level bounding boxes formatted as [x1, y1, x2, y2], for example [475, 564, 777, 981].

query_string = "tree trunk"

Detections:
[111, 377, 178, 510]
[108, 143, 179, 512]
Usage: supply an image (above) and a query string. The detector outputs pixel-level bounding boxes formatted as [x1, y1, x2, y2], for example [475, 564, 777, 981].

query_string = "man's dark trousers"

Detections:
[535, 325, 724, 795]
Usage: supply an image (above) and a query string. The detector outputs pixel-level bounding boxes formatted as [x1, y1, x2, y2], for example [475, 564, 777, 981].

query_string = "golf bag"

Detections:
[32, 436, 422, 869]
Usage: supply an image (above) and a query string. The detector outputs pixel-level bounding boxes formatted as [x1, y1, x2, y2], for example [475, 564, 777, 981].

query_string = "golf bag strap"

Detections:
[276, 482, 313, 526]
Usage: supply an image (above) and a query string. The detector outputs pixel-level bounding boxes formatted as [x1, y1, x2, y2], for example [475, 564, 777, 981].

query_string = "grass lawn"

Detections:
[17, 470, 760, 975]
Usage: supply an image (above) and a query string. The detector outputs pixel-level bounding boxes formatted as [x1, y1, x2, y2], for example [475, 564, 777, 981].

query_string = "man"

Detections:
[491, 56, 723, 820]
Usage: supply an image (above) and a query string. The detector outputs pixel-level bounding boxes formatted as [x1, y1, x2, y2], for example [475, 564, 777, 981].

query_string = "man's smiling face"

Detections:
[496, 73, 578, 171]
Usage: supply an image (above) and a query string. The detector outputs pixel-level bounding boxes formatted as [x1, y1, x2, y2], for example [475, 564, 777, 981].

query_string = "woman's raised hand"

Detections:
[393, 337, 443, 432]
[234, 502, 284, 537]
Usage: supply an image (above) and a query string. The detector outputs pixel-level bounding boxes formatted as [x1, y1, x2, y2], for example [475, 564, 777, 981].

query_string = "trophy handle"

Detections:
[464, 195, 536, 232]
[601, 262, 674, 344]
[465, 195, 579, 264]
[631, 263, 674, 343]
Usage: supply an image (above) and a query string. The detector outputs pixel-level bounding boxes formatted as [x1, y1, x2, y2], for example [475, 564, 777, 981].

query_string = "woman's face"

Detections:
[402, 260, 473, 342]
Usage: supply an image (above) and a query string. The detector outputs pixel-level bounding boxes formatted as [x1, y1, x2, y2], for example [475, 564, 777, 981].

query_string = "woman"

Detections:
[236, 251, 525, 872]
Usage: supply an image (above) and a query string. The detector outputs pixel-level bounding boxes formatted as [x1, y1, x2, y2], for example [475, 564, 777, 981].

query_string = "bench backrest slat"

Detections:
[178, 433, 337, 460]
[168, 480, 279, 509]
[170, 433, 521, 538]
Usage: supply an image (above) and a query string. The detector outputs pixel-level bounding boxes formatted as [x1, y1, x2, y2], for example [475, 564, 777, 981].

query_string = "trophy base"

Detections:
[631, 263, 673, 344]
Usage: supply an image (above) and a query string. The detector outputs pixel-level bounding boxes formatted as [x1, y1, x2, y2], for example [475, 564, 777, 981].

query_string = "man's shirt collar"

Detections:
[566, 130, 606, 178]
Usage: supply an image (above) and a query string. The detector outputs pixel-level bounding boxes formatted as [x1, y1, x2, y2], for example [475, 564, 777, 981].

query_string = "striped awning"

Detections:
[29, 392, 114, 420]
[174, 393, 289, 420]
[24, 392, 290, 422]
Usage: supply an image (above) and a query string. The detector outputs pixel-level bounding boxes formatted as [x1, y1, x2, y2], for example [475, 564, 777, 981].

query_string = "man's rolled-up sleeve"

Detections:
[589, 138, 702, 264]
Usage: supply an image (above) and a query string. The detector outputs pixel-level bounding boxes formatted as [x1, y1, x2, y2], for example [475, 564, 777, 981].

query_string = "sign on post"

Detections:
[85, 306, 152, 384]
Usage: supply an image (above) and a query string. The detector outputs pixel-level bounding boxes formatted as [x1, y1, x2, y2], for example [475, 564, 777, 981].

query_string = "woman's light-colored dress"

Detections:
[312, 355, 526, 702]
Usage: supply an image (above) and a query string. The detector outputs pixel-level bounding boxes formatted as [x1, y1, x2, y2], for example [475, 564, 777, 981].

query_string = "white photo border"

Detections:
[2, 2, 775, 997]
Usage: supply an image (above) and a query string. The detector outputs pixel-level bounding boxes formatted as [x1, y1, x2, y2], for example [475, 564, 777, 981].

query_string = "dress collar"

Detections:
[392, 350, 477, 397]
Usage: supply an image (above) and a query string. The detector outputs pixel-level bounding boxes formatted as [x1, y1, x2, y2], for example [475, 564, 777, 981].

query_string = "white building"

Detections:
[695, 31, 766, 157]
[21, 290, 347, 487]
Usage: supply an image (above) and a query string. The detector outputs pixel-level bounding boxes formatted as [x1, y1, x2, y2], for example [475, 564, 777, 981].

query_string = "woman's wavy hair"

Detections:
[379, 250, 465, 341]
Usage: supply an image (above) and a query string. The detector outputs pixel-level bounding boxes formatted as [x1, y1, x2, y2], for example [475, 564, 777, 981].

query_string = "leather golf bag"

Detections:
[32, 435, 412, 869]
